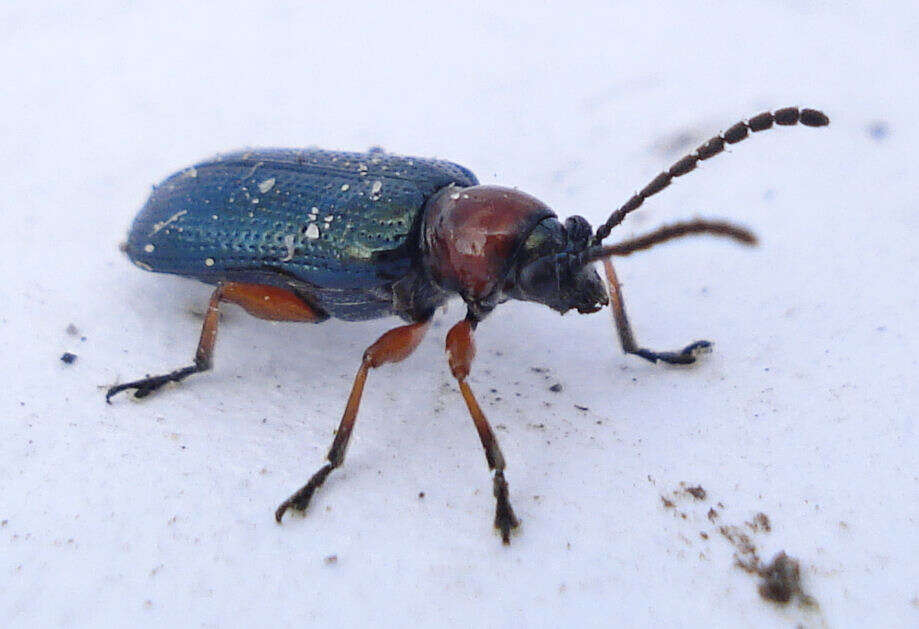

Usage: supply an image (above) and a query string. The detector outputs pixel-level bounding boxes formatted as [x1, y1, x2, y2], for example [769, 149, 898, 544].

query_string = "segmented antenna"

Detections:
[591, 107, 830, 246]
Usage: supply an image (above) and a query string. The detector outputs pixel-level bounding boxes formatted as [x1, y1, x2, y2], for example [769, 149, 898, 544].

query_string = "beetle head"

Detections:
[422, 185, 607, 318]
[506, 215, 609, 315]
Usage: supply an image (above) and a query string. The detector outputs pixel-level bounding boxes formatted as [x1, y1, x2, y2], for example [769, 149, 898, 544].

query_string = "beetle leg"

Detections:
[106, 282, 325, 402]
[602, 258, 711, 365]
[106, 286, 225, 401]
[275, 319, 430, 523]
[446, 317, 519, 544]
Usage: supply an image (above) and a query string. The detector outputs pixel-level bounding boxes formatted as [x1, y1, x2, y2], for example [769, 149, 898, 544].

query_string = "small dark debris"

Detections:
[745, 552, 817, 608]
[531, 367, 548, 374]
[867, 121, 889, 141]
[60, 352, 77, 365]
[747, 512, 772, 533]
[685, 485, 706, 501]
[1, 520, 7, 527]
[324, 554, 338, 565]
[549, 383, 563, 393]
[661, 496, 675, 509]
[720, 525, 757, 557]
[66, 323, 79, 336]
[700, 531, 708, 540]
[574, 405, 589, 411]
[527, 423, 546, 430]
[418, 492, 425, 499]
[707, 508, 719, 522]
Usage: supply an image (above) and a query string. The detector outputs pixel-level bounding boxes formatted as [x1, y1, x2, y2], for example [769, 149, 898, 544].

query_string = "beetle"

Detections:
[107, 106, 829, 543]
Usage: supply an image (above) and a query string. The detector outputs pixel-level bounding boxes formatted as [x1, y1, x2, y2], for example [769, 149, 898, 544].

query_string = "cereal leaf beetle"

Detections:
[108, 107, 829, 543]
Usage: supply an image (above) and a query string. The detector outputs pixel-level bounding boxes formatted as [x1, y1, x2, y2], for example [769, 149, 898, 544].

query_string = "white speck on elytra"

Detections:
[149, 209, 187, 236]
[242, 161, 263, 179]
[211, 215, 218, 220]
[205, 258, 215, 267]
[341, 184, 350, 192]
[182, 167, 197, 178]
[281, 234, 296, 261]
[371, 181, 382, 196]
[305, 224, 320, 239]
[251, 198, 259, 204]
[450, 192, 461, 200]
[144, 244, 155, 253]
[258, 178, 276, 193]
[324, 216, 333, 223]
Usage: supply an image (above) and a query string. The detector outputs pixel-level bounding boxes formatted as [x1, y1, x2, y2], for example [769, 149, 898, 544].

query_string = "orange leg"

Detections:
[275, 319, 430, 522]
[106, 282, 325, 401]
[446, 318, 519, 544]
[602, 258, 711, 365]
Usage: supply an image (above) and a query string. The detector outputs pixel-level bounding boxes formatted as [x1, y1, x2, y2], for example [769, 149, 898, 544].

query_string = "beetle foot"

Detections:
[275, 463, 335, 523]
[493, 470, 519, 544]
[633, 340, 712, 365]
[105, 365, 199, 403]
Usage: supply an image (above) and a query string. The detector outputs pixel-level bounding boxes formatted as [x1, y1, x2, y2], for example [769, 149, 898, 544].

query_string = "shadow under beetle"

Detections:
[108, 107, 829, 544]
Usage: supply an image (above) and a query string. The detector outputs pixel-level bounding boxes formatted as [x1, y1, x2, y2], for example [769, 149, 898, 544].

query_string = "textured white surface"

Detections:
[2, 2, 917, 627]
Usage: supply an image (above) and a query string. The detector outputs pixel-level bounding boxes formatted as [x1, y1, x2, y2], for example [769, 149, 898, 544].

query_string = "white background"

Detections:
[2, 1, 916, 627]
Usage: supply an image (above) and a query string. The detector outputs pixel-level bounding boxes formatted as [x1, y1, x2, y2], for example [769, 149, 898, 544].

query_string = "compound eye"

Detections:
[564, 216, 592, 251]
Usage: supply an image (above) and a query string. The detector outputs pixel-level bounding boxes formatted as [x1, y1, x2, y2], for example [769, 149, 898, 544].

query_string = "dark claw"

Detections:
[493, 470, 519, 544]
[105, 366, 200, 403]
[634, 340, 712, 365]
[275, 463, 334, 523]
